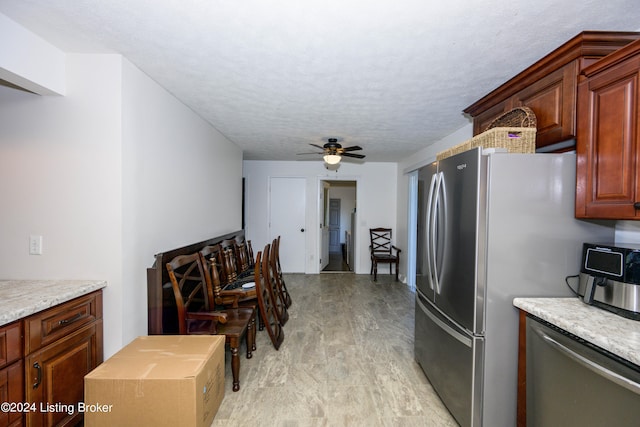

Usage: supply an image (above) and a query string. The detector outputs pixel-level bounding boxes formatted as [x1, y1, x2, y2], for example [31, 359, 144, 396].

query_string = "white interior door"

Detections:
[328, 199, 341, 252]
[269, 177, 306, 272]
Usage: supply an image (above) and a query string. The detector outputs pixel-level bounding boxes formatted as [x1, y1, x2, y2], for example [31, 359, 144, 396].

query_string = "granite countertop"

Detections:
[514, 297, 640, 367]
[0, 280, 107, 327]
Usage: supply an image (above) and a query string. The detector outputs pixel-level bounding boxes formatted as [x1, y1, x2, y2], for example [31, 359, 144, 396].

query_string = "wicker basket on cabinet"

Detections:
[437, 107, 537, 160]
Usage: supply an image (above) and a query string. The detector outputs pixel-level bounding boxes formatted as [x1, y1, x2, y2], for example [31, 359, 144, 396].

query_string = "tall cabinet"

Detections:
[576, 38, 640, 219]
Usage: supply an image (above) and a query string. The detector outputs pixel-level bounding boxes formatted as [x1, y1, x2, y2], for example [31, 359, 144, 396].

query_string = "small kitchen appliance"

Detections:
[578, 242, 640, 320]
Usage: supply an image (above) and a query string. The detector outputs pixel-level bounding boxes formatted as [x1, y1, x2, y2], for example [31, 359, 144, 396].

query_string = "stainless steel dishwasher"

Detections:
[526, 316, 640, 426]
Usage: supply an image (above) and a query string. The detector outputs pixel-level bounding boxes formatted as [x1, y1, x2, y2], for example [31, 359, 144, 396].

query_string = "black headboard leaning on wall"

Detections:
[146, 230, 245, 335]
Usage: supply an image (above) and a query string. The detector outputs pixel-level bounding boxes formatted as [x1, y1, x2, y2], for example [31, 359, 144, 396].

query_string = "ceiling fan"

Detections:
[297, 138, 366, 164]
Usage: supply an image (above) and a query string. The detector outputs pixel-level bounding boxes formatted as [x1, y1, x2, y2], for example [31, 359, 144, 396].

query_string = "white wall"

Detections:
[120, 58, 243, 348]
[243, 160, 397, 275]
[243, 125, 476, 281]
[0, 12, 66, 95]
[0, 49, 242, 357]
[399, 124, 475, 175]
[395, 123, 474, 281]
[615, 221, 640, 244]
[0, 54, 124, 356]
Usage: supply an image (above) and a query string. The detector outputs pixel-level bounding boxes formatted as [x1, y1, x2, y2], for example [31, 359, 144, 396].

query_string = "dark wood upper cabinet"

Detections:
[464, 31, 640, 152]
[576, 38, 640, 219]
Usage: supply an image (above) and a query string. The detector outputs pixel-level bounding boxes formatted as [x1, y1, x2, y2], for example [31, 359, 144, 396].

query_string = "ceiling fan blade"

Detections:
[342, 152, 366, 159]
[342, 145, 363, 152]
[309, 143, 326, 150]
[296, 152, 323, 155]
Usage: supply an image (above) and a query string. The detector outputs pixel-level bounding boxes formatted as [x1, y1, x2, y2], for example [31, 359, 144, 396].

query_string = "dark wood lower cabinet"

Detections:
[25, 322, 101, 427]
[0, 290, 103, 427]
[0, 321, 23, 427]
[0, 360, 24, 427]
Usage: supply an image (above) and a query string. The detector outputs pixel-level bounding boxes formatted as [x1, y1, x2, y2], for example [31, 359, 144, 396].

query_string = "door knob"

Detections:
[300, 228, 305, 232]
[634, 202, 640, 209]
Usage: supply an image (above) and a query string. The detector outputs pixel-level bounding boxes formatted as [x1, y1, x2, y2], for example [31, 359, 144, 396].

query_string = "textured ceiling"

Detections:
[2, 0, 640, 161]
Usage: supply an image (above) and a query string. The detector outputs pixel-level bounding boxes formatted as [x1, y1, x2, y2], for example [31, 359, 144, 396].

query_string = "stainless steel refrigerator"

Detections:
[414, 148, 614, 427]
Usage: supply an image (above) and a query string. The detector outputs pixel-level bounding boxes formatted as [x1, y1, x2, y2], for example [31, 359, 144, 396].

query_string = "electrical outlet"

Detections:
[29, 235, 43, 255]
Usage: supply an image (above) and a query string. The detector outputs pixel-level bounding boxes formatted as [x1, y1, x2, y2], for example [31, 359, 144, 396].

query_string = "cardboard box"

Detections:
[84, 335, 225, 427]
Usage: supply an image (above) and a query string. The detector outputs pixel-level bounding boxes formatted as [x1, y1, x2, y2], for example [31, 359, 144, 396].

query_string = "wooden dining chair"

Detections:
[220, 239, 254, 286]
[369, 227, 401, 281]
[199, 244, 263, 331]
[271, 236, 292, 308]
[166, 252, 255, 391]
[263, 243, 289, 326]
[254, 247, 284, 350]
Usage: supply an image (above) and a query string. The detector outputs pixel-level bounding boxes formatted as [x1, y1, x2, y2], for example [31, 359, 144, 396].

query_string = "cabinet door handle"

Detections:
[58, 313, 82, 326]
[33, 362, 42, 389]
[634, 202, 640, 209]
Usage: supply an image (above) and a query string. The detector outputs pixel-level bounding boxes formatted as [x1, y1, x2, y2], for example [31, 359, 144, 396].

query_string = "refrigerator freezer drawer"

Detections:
[415, 292, 484, 426]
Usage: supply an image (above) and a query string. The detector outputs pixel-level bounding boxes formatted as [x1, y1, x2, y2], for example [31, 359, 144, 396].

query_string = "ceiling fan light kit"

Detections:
[298, 137, 366, 165]
[323, 154, 341, 164]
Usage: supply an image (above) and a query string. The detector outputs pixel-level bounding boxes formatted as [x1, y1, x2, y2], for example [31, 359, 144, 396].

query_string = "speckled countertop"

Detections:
[0, 280, 106, 327]
[514, 297, 640, 366]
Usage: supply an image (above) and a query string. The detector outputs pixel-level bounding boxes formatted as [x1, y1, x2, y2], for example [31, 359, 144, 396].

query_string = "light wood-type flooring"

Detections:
[211, 273, 457, 426]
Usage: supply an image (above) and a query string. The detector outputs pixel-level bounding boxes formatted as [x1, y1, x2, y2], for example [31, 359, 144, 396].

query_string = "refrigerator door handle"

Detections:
[430, 172, 443, 291]
[435, 171, 447, 295]
[417, 294, 472, 348]
[425, 172, 438, 291]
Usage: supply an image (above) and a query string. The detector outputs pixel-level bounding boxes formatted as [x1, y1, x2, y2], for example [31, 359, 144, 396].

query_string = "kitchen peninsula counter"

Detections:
[0, 279, 106, 326]
[514, 297, 640, 366]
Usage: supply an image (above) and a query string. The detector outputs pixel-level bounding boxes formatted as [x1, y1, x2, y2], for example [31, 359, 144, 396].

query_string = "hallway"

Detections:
[212, 273, 457, 426]
[322, 252, 351, 272]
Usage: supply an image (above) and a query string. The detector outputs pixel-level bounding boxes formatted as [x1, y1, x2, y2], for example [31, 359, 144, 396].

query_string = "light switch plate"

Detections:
[29, 235, 43, 255]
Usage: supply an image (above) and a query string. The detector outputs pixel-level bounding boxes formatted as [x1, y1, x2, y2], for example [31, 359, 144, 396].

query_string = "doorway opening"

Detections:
[319, 180, 357, 273]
